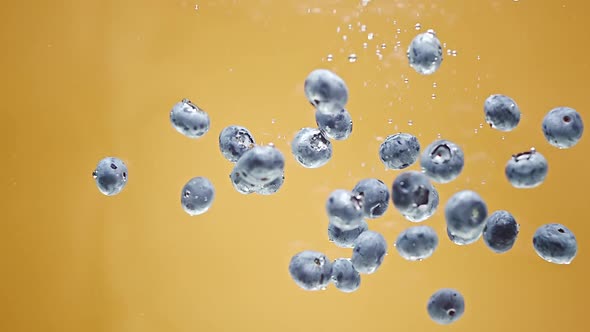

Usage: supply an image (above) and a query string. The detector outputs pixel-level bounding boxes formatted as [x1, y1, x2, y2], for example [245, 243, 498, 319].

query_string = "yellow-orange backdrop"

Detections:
[1, 1, 588, 331]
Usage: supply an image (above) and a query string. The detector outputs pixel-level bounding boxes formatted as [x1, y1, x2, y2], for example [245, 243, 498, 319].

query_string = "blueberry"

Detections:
[484, 94, 521, 131]
[352, 178, 390, 219]
[391, 171, 439, 222]
[482, 210, 519, 253]
[256, 173, 284, 195]
[330, 258, 361, 293]
[288, 251, 333, 291]
[180, 177, 215, 216]
[169, 98, 210, 139]
[315, 108, 353, 141]
[234, 144, 285, 186]
[427, 288, 465, 325]
[219, 125, 255, 163]
[229, 167, 258, 195]
[395, 225, 439, 261]
[407, 30, 443, 75]
[542, 106, 584, 149]
[291, 128, 332, 168]
[304, 69, 349, 113]
[505, 148, 548, 189]
[446, 227, 482, 246]
[326, 190, 364, 230]
[93, 157, 128, 196]
[328, 220, 369, 248]
[420, 139, 464, 183]
[351, 230, 388, 274]
[445, 190, 487, 240]
[379, 133, 421, 170]
[533, 223, 577, 264]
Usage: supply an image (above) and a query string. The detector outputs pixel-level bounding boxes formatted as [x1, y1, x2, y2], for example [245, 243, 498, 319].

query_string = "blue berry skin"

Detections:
[315, 108, 353, 141]
[391, 171, 439, 222]
[256, 173, 284, 195]
[304, 69, 349, 114]
[326, 190, 364, 231]
[446, 227, 482, 246]
[427, 288, 465, 325]
[445, 190, 488, 240]
[92, 157, 128, 196]
[395, 226, 439, 261]
[484, 94, 521, 131]
[330, 258, 361, 293]
[482, 210, 519, 253]
[229, 167, 258, 195]
[289, 251, 333, 291]
[542, 107, 584, 149]
[234, 145, 285, 186]
[169, 98, 210, 139]
[291, 128, 332, 168]
[328, 220, 369, 248]
[407, 30, 443, 75]
[505, 148, 548, 189]
[420, 139, 464, 183]
[352, 178, 390, 219]
[533, 223, 577, 264]
[351, 230, 388, 274]
[379, 133, 421, 170]
[219, 125, 255, 163]
[180, 177, 215, 216]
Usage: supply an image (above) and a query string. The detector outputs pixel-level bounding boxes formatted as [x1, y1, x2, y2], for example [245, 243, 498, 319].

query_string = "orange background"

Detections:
[1, 1, 588, 331]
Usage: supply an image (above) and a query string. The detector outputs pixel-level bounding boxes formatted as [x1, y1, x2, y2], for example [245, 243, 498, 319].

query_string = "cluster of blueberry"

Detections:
[288, 30, 584, 326]
[91, 29, 584, 326]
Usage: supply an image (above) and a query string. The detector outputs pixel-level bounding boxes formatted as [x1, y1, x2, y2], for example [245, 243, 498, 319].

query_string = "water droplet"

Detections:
[396, 28, 401, 34]
[327, 54, 333, 62]
[393, 20, 397, 25]
[433, 82, 437, 88]
[481, 180, 486, 185]
[336, 26, 341, 33]
[194, 4, 199, 10]
[404, 78, 409, 84]
[363, 42, 368, 49]
[431, 93, 436, 99]
[92, 171, 97, 179]
[408, 120, 413, 126]
[474, 129, 478, 134]
[415, 23, 421, 30]
[427, 29, 436, 35]
[380, 43, 386, 49]
[348, 54, 357, 63]
[437, 133, 441, 139]
[388, 119, 393, 124]
[342, 35, 348, 41]
[452, 50, 457, 57]
[361, 162, 366, 167]
[368, 32, 374, 40]
[477, 55, 481, 60]
[501, 136, 505, 140]
[361, 24, 367, 32]
[446, 49, 452, 55]
[271, 119, 276, 124]
[479, 123, 483, 128]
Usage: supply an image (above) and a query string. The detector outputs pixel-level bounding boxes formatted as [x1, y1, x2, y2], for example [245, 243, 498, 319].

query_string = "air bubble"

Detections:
[415, 23, 421, 30]
[431, 94, 436, 99]
[327, 54, 333, 62]
[408, 120, 413, 126]
[368, 32, 374, 40]
[348, 54, 358, 63]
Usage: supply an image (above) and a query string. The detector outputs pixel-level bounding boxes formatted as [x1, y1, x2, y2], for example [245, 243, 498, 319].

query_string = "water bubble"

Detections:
[396, 28, 401, 34]
[92, 171, 97, 179]
[427, 29, 436, 35]
[481, 180, 486, 185]
[361, 162, 366, 167]
[342, 35, 348, 41]
[271, 119, 276, 124]
[431, 93, 436, 99]
[348, 54, 358, 63]
[446, 49, 452, 55]
[452, 50, 457, 57]
[433, 82, 437, 88]
[336, 26, 341, 33]
[479, 123, 483, 128]
[363, 42, 368, 49]
[474, 128, 478, 134]
[501, 136, 505, 140]
[393, 20, 397, 25]
[348, 24, 353, 30]
[184, 190, 191, 198]
[436, 133, 441, 139]
[404, 78, 409, 84]
[443, 42, 447, 48]
[194, 4, 199, 10]
[415, 23, 421, 30]
[361, 24, 367, 32]
[388, 119, 393, 124]
[477, 55, 481, 60]
[408, 120, 413, 126]
[327, 54, 333, 62]
[368, 32, 374, 40]
[380, 43, 386, 49]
